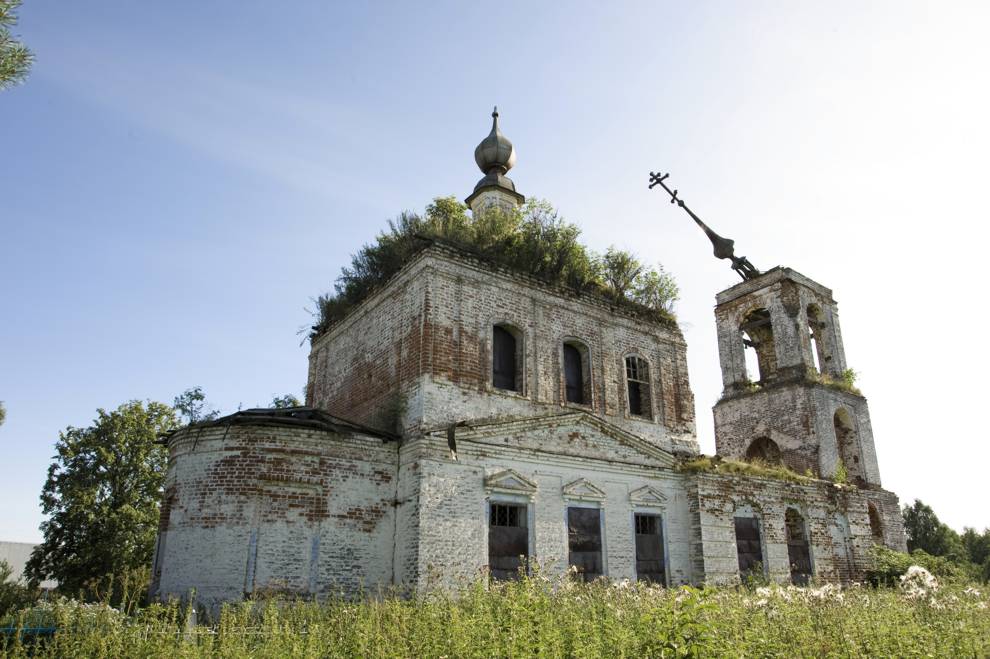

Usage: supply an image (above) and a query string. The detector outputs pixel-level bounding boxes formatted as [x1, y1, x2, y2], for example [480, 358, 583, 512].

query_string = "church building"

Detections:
[149, 111, 906, 608]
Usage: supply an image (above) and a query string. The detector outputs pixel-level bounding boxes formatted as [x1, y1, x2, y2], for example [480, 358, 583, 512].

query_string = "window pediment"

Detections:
[484, 469, 538, 495]
[562, 477, 606, 501]
[629, 485, 667, 507]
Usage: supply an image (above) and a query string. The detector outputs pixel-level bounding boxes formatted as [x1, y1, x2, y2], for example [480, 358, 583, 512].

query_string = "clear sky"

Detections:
[2, 1, 989, 542]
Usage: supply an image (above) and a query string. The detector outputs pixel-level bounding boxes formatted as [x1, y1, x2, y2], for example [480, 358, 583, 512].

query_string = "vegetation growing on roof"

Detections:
[678, 455, 815, 484]
[311, 197, 679, 338]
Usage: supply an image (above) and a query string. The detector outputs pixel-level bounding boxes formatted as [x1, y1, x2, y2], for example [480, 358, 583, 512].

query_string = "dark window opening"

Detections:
[493, 325, 519, 392]
[564, 343, 584, 404]
[625, 356, 652, 419]
[868, 503, 884, 545]
[785, 509, 812, 586]
[745, 436, 782, 465]
[740, 308, 776, 382]
[489, 503, 528, 580]
[635, 513, 666, 585]
[734, 516, 763, 580]
[567, 507, 603, 582]
[833, 408, 864, 485]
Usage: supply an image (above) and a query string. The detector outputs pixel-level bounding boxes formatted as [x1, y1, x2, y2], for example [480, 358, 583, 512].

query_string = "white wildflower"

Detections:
[900, 565, 939, 599]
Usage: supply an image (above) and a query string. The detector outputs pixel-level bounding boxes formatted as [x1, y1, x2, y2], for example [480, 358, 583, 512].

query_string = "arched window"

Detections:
[563, 342, 588, 404]
[493, 325, 522, 392]
[745, 437, 782, 465]
[807, 305, 827, 374]
[625, 356, 652, 419]
[740, 308, 776, 382]
[785, 508, 813, 585]
[868, 503, 884, 545]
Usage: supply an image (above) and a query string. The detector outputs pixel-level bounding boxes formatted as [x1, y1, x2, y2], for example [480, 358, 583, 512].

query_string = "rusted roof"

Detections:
[159, 406, 397, 443]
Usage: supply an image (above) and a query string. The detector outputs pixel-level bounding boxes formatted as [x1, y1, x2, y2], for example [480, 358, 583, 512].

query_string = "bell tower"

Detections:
[711, 268, 881, 486]
[465, 107, 525, 214]
[648, 172, 882, 487]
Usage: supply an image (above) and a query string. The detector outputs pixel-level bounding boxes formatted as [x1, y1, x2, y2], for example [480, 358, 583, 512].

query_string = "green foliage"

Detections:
[3, 576, 990, 657]
[833, 460, 849, 484]
[269, 394, 301, 409]
[172, 386, 220, 424]
[678, 455, 814, 484]
[25, 400, 180, 599]
[807, 367, 862, 395]
[0, 400, 5, 426]
[901, 499, 990, 583]
[312, 197, 678, 337]
[0, 0, 32, 91]
[0, 561, 39, 618]
[866, 545, 970, 586]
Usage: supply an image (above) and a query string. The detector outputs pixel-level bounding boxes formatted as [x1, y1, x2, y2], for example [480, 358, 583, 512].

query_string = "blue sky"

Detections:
[2, 1, 989, 541]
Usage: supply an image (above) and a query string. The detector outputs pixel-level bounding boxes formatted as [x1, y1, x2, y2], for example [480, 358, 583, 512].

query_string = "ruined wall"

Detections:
[151, 424, 398, 608]
[714, 383, 881, 485]
[688, 472, 905, 586]
[308, 246, 697, 455]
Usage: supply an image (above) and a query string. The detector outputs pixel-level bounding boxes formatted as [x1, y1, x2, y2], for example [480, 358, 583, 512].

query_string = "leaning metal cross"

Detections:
[648, 171, 760, 281]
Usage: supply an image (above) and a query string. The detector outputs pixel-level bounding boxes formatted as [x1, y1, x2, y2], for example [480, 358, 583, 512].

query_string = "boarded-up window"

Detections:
[625, 356, 652, 419]
[567, 507, 603, 581]
[785, 509, 812, 586]
[564, 343, 584, 404]
[493, 326, 518, 391]
[734, 516, 763, 579]
[634, 513, 666, 585]
[489, 503, 528, 580]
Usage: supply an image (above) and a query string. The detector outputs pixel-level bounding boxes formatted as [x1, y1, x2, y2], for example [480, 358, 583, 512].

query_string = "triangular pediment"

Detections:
[562, 478, 606, 501]
[427, 412, 678, 469]
[484, 468, 538, 495]
[629, 485, 667, 507]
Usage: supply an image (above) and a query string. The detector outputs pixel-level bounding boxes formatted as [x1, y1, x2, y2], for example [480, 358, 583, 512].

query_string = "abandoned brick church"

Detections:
[149, 111, 906, 607]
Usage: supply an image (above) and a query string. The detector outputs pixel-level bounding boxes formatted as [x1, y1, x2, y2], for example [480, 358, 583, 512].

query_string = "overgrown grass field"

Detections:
[3, 574, 988, 658]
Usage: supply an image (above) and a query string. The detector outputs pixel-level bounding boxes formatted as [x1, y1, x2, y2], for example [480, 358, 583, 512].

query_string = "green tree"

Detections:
[173, 386, 220, 424]
[1, 0, 32, 91]
[0, 400, 5, 426]
[902, 499, 966, 560]
[26, 400, 179, 596]
[0, 559, 39, 616]
[271, 394, 302, 408]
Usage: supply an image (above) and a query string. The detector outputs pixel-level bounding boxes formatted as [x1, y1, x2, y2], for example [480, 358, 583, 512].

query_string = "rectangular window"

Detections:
[567, 507, 603, 581]
[634, 513, 666, 584]
[489, 503, 528, 580]
[734, 516, 763, 579]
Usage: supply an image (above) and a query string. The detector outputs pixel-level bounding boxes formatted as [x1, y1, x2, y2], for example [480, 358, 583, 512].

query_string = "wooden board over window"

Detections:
[634, 513, 666, 584]
[734, 516, 763, 579]
[567, 507, 603, 582]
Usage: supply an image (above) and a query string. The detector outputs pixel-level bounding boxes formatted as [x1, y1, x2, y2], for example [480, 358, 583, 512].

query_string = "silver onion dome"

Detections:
[474, 106, 516, 175]
[465, 107, 525, 208]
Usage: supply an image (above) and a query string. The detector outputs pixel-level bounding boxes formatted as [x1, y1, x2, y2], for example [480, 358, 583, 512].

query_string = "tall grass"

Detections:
[2, 573, 988, 658]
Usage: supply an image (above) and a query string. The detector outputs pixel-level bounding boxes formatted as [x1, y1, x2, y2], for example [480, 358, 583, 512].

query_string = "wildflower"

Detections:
[963, 587, 981, 598]
[900, 566, 939, 599]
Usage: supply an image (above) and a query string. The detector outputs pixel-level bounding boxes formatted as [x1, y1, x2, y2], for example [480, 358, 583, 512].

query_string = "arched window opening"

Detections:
[785, 508, 813, 586]
[868, 503, 884, 545]
[745, 437, 782, 465]
[563, 341, 590, 405]
[493, 325, 522, 392]
[740, 308, 776, 383]
[625, 356, 652, 419]
[833, 408, 864, 484]
[807, 305, 827, 374]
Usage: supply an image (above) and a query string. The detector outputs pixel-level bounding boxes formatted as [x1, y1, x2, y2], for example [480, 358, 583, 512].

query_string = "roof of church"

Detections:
[160, 406, 397, 442]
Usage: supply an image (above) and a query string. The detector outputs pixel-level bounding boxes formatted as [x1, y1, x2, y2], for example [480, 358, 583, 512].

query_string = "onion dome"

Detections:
[465, 106, 525, 209]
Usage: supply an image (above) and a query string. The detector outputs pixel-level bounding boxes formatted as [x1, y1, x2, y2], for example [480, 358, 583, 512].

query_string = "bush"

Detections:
[866, 545, 969, 587]
[0, 561, 40, 619]
[312, 198, 679, 338]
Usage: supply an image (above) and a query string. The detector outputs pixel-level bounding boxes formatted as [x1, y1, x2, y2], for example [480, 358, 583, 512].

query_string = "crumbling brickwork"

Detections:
[154, 252, 906, 608]
[307, 244, 697, 455]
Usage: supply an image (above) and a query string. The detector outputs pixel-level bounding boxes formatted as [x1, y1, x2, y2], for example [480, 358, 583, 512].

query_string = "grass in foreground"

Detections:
[2, 572, 988, 658]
